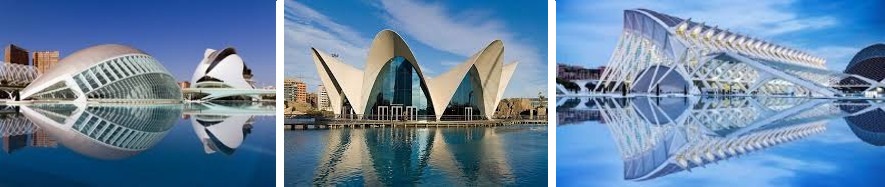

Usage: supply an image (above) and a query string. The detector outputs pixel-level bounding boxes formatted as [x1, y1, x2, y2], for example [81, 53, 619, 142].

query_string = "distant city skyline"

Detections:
[0, 1, 276, 86]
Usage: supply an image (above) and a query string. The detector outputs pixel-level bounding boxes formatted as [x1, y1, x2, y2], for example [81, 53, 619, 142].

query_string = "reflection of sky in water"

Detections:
[0, 104, 275, 186]
[286, 126, 548, 186]
[557, 97, 885, 187]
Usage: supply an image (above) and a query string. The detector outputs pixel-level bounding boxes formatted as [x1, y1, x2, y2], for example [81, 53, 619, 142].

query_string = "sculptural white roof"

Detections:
[191, 47, 255, 89]
[20, 44, 181, 102]
[311, 30, 517, 121]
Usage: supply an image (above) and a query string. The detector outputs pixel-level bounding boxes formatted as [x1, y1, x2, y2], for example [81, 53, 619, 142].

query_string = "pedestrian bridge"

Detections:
[182, 102, 275, 116]
[182, 88, 275, 101]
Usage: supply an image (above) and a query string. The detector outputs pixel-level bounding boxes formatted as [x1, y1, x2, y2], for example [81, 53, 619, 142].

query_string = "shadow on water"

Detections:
[557, 96, 885, 182]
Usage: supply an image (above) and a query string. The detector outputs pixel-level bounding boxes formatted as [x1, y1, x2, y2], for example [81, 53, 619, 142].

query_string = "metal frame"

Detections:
[594, 9, 848, 97]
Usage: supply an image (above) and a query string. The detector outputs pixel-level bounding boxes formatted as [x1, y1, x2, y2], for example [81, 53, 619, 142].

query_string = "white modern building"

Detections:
[589, 9, 884, 97]
[20, 44, 181, 102]
[188, 47, 269, 101]
[310, 30, 517, 121]
[191, 47, 255, 89]
[0, 61, 38, 87]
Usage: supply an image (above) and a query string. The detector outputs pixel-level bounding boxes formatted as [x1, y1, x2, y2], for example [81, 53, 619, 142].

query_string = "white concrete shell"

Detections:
[191, 47, 255, 89]
[310, 30, 517, 121]
[20, 44, 181, 102]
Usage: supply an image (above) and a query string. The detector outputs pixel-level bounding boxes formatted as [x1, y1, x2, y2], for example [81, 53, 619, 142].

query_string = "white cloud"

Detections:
[285, 1, 367, 46]
[439, 60, 463, 67]
[284, 0, 368, 89]
[377, 0, 548, 97]
[807, 46, 859, 71]
[559, 0, 839, 67]
[673, 0, 836, 37]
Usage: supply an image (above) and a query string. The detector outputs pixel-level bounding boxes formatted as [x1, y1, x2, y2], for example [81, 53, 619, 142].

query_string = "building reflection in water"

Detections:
[19, 104, 180, 160]
[191, 114, 254, 155]
[0, 102, 272, 159]
[309, 127, 517, 186]
[0, 106, 57, 154]
[837, 100, 885, 146]
[558, 96, 885, 181]
[185, 102, 270, 155]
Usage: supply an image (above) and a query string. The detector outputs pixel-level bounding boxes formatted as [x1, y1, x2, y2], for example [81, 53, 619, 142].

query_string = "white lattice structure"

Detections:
[594, 9, 882, 97]
[0, 61, 38, 87]
[0, 115, 38, 137]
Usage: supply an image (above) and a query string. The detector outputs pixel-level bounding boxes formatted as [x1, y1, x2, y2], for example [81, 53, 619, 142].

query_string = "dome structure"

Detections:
[20, 44, 181, 102]
[845, 43, 885, 81]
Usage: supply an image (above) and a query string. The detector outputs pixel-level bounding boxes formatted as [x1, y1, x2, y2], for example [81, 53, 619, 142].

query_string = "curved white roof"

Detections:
[311, 29, 518, 120]
[21, 44, 148, 97]
[191, 47, 254, 89]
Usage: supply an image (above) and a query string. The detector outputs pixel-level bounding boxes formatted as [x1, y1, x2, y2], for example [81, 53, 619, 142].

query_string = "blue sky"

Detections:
[286, 0, 548, 97]
[0, 1, 276, 86]
[557, 0, 885, 71]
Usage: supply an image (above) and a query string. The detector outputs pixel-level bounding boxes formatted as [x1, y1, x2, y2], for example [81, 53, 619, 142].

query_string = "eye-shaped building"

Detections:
[19, 44, 181, 102]
[310, 30, 517, 121]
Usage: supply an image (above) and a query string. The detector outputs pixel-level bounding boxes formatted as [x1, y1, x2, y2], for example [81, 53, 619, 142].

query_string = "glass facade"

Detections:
[31, 55, 181, 101]
[29, 82, 78, 100]
[441, 67, 485, 120]
[364, 56, 434, 120]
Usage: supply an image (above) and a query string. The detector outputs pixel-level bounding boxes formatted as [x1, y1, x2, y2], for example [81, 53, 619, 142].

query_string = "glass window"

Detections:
[365, 56, 434, 120]
[441, 67, 486, 120]
[110, 59, 127, 78]
[75, 75, 92, 92]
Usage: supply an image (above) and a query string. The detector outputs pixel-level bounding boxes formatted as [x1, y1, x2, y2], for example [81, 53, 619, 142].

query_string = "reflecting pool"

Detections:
[557, 96, 885, 186]
[286, 125, 548, 186]
[0, 102, 275, 186]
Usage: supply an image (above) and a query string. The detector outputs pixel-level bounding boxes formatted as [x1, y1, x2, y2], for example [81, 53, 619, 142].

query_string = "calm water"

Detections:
[0, 102, 275, 186]
[286, 125, 548, 186]
[557, 96, 885, 187]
